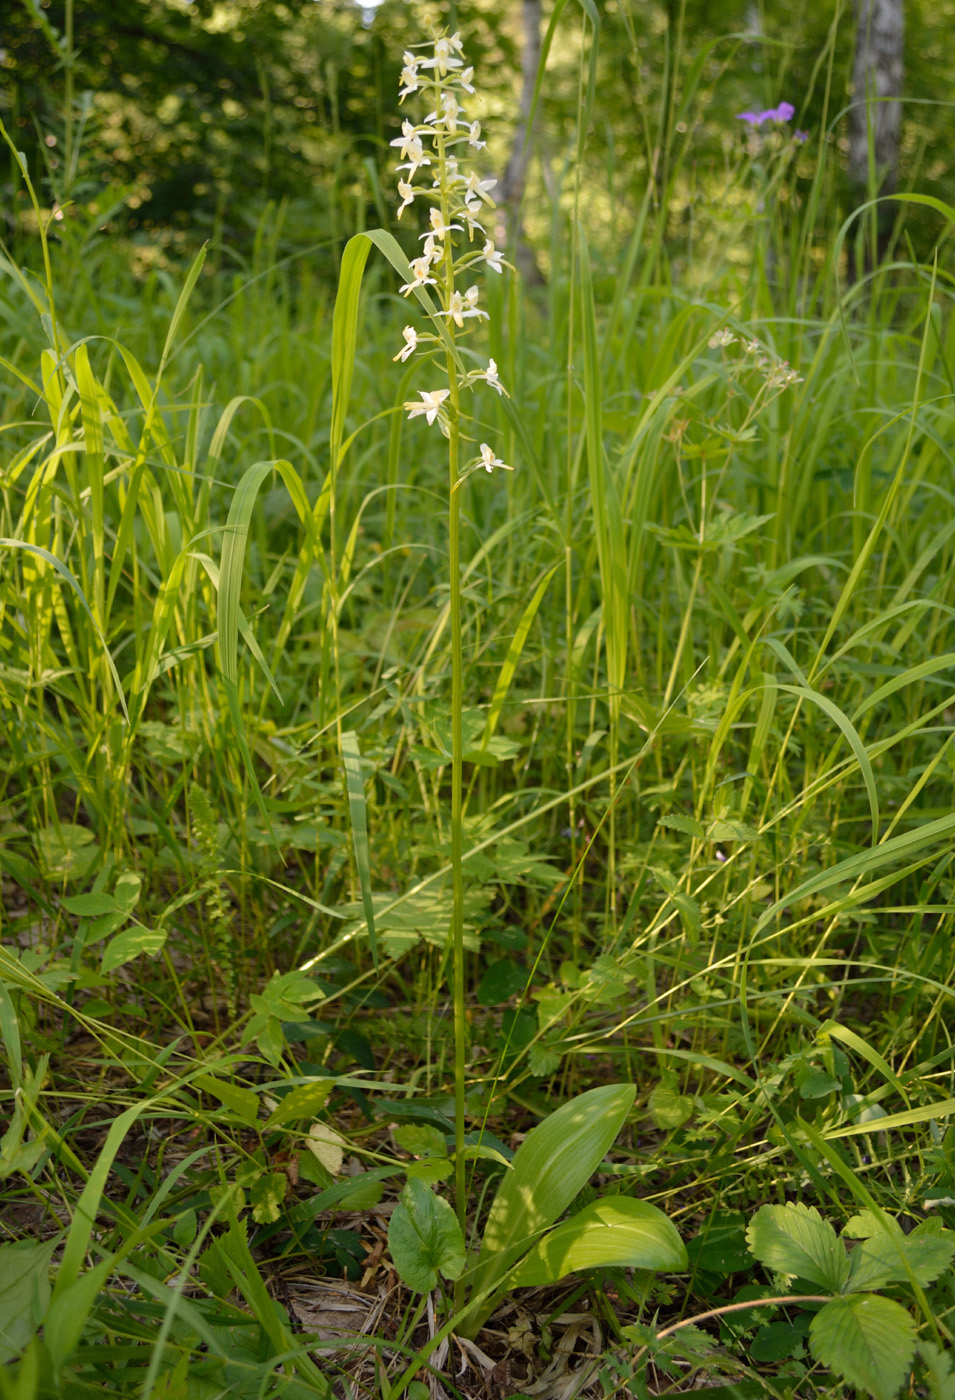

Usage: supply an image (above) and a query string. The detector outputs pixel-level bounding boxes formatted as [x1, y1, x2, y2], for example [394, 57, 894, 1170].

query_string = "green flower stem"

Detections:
[448, 374, 466, 1247]
[434, 116, 468, 1245]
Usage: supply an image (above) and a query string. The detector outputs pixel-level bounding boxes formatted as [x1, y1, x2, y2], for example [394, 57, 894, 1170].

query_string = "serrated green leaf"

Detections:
[708, 819, 759, 841]
[844, 1209, 902, 1239]
[751, 1320, 805, 1363]
[250, 1171, 287, 1224]
[507, 1196, 686, 1288]
[847, 1230, 955, 1291]
[671, 892, 702, 942]
[810, 1294, 915, 1400]
[387, 1177, 465, 1293]
[528, 1044, 562, 1077]
[746, 1202, 849, 1291]
[394, 1124, 446, 1157]
[173, 1209, 198, 1247]
[918, 1341, 955, 1400]
[658, 814, 705, 838]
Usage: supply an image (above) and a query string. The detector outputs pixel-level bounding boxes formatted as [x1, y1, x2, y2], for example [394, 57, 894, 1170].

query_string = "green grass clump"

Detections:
[2, 9, 955, 1398]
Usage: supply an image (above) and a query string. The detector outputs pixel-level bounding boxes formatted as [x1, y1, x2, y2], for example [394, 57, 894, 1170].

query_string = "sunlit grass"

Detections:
[2, 11, 955, 1396]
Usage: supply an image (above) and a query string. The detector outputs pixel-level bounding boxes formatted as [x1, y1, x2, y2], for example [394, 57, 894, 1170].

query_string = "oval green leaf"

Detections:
[507, 1196, 686, 1288]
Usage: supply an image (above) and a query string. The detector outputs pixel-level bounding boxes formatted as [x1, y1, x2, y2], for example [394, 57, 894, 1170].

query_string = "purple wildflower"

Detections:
[794, 129, 809, 144]
[736, 100, 795, 128]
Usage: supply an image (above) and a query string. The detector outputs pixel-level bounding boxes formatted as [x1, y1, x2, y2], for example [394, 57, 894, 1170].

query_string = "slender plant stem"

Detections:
[432, 115, 468, 1247]
[449, 377, 466, 1242]
[635, 1294, 831, 1356]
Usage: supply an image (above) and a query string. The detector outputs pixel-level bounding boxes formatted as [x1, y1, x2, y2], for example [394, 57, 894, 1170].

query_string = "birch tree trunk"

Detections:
[849, 0, 904, 216]
[498, 0, 543, 284]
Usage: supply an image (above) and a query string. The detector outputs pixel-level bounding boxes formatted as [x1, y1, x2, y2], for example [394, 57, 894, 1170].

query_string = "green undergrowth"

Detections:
[3, 9, 955, 1398]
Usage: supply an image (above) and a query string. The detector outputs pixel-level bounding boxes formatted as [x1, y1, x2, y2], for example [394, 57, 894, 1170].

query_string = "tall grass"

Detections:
[2, 7, 955, 1395]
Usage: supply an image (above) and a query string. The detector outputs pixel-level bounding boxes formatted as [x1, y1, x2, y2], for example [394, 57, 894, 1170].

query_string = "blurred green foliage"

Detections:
[3, 0, 955, 265]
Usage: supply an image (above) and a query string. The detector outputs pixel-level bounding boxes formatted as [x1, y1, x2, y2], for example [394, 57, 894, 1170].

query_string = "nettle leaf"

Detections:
[477, 957, 527, 1007]
[387, 1177, 465, 1294]
[746, 1202, 850, 1292]
[671, 892, 701, 943]
[810, 1294, 916, 1400]
[657, 814, 705, 839]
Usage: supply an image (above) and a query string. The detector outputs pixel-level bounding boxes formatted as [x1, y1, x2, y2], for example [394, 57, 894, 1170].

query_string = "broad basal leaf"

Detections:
[387, 1177, 465, 1294]
[507, 1196, 686, 1288]
[746, 1202, 849, 1292]
[461, 1083, 635, 1336]
[810, 1294, 916, 1400]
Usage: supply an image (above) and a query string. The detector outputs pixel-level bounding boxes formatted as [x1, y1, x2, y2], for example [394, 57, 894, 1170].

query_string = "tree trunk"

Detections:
[498, 0, 543, 284]
[849, 0, 904, 200]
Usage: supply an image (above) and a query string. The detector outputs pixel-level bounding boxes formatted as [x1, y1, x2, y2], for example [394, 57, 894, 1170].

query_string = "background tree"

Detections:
[848, 0, 905, 263]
